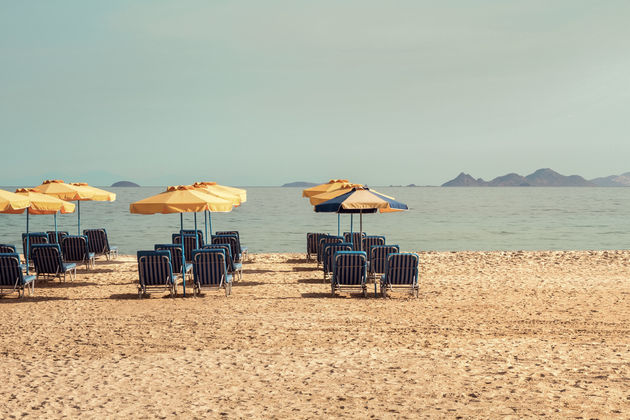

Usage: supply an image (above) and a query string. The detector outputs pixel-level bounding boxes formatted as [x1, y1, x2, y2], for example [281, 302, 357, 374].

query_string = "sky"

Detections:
[1, 1, 630, 187]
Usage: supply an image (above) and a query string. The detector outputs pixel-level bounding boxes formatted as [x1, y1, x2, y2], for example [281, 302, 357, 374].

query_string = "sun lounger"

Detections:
[0, 244, 17, 254]
[203, 244, 242, 281]
[362, 235, 386, 254]
[60, 235, 95, 270]
[344, 232, 366, 251]
[368, 245, 400, 280]
[31, 244, 76, 282]
[211, 234, 242, 263]
[180, 230, 205, 247]
[331, 251, 368, 297]
[317, 235, 343, 267]
[172, 233, 201, 262]
[0, 252, 35, 297]
[22, 232, 48, 263]
[380, 253, 420, 298]
[137, 250, 176, 298]
[215, 231, 248, 262]
[191, 249, 232, 296]
[83, 228, 119, 260]
[322, 242, 352, 281]
[306, 233, 326, 262]
[154, 244, 192, 283]
[46, 231, 69, 244]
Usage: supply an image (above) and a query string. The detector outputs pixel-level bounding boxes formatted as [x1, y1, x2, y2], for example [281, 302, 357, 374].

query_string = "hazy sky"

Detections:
[2, 1, 629, 186]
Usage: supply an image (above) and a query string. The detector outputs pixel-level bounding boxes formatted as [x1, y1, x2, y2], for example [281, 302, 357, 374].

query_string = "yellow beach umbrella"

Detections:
[191, 182, 247, 240]
[15, 188, 75, 215]
[32, 179, 92, 201]
[69, 183, 116, 202]
[302, 179, 350, 198]
[130, 185, 234, 296]
[308, 183, 364, 206]
[0, 189, 30, 213]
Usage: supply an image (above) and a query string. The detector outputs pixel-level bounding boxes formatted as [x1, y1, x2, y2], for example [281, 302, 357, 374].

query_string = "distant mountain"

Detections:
[442, 168, 595, 187]
[590, 172, 630, 187]
[282, 181, 318, 187]
[442, 173, 486, 187]
[111, 181, 140, 187]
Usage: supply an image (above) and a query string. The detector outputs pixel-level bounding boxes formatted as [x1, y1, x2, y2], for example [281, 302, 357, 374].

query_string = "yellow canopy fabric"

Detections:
[69, 183, 116, 201]
[196, 182, 246, 203]
[308, 183, 363, 205]
[32, 179, 93, 201]
[130, 185, 234, 215]
[14, 188, 75, 215]
[302, 179, 351, 198]
[0, 189, 30, 213]
[192, 182, 242, 206]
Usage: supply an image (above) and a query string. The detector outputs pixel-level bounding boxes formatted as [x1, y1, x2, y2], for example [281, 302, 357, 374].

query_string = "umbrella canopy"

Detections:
[314, 187, 408, 214]
[32, 179, 93, 201]
[130, 185, 233, 214]
[308, 183, 364, 206]
[198, 182, 247, 203]
[69, 183, 116, 202]
[0, 189, 30, 213]
[192, 182, 242, 206]
[14, 188, 75, 215]
[302, 179, 350, 198]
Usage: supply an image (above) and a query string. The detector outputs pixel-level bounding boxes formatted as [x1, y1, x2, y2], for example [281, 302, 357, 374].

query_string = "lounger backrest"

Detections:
[306, 233, 324, 255]
[343, 232, 366, 251]
[369, 245, 400, 274]
[180, 230, 204, 247]
[384, 253, 419, 285]
[137, 250, 173, 287]
[172, 234, 201, 262]
[0, 244, 17, 254]
[32, 244, 63, 275]
[215, 231, 243, 254]
[192, 249, 227, 287]
[0, 253, 23, 288]
[47, 231, 69, 244]
[83, 229, 110, 254]
[333, 251, 367, 286]
[323, 243, 352, 274]
[203, 244, 235, 272]
[317, 236, 343, 263]
[211, 235, 239, 262]
[61, 235, 89, 262]
[154, 244, 185, 274]
[22, 233, 48, 260]
[362, 235, 385, 255]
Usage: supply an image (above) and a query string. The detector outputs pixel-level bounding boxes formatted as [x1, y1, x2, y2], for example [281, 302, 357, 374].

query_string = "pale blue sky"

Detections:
[2, 1, 629, 186]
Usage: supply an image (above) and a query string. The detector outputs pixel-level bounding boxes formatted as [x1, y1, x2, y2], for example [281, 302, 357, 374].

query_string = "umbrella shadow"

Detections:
[234, 281, 266, 286]
[36, 281, 93, 288]
[292, 266, 318, 272]
[0, 295, 70, 303]
[297, 278, 325, 284]
[285, 258, 309, 264]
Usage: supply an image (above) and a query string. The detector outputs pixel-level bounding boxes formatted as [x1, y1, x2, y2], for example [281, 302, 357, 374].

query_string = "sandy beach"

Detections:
[1, 250, 630, 418]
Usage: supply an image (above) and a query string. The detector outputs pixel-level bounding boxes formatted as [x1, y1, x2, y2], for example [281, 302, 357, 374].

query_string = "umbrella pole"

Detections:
[25, 211, 30, 275]
[181, 213, 186, 297]
[209, 212, 213, 239]
[194, 212, 199, 249]
[204, 210, 208, 244]
[337, 214, 340, 236]
[77, 200, 81, 235]
[350, 214, 353, 246]
[54, 213, 58, 243]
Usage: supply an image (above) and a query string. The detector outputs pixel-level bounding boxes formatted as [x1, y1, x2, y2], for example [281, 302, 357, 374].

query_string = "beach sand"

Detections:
[1, 250, 630, 418]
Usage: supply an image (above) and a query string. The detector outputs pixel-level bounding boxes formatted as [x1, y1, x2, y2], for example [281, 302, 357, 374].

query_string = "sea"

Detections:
[1, 186, 630, 254]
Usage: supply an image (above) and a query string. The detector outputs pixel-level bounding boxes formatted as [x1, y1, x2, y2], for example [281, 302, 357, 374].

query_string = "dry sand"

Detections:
[1, 250, 630, 418]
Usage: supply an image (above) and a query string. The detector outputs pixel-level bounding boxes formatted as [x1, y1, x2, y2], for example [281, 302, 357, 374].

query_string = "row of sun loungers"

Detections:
[137, 230, 247, 298]
[0, 228, 117, 297]
[307, 232, 420, 297]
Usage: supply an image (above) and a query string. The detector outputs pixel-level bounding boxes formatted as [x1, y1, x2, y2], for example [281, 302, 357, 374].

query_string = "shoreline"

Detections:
[2, 250, 629, 417]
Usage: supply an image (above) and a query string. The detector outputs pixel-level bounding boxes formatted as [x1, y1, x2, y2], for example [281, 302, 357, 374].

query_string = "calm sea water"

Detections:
[1, 187, 630, 254]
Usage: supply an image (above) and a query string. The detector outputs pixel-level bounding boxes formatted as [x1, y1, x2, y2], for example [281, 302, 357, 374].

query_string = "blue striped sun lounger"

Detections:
[215, 231, 248, 262]
[368, 245, 400, 280]
[211, 235, 241, 263]
[31, 244, 76, 282]
[47, 231, 69, 244]
[343, 232, 366, 251]
[306, 233, 326, 262]
[0, 253, 35, 298]
[61, 235, 95, 270]
[322, 242, 352, 282]
[191, 249, 232, 297]
[154, 244, 192, 283]
[84, 228, 119, 260]
[380, 253, 420, 298]
[317, 235, 343, 267]
[137, 250, 176, 298]
[203, 244, 242, 281]
[331, 251, 368, 297]
[172, 233, 201, 263]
